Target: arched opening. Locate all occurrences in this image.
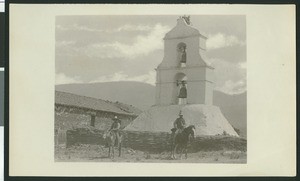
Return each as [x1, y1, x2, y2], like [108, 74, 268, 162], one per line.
[177, 42, 187, 67]
[174, 72, 188, 105]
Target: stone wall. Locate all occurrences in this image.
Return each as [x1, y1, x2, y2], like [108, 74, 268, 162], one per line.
[55, 104, 137, 146]
[66, 128, 246, 153]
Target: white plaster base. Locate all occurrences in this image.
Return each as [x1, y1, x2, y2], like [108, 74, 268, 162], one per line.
[124, 104, 239, 137]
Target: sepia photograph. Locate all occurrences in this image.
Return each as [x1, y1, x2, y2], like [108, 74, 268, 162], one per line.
[8, 4, 295, 177]
[54, 15, 247, 163]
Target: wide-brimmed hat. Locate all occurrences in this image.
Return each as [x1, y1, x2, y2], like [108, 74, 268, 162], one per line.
[179, 111, 183, 116]
[113, 115, 119, 120]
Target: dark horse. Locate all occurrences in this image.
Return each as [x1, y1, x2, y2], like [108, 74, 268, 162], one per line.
[171, 125, 195, 159]
[103, 131, 122, 158]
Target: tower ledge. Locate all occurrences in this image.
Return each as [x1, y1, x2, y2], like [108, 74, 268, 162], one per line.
[157, 64, 215, 70]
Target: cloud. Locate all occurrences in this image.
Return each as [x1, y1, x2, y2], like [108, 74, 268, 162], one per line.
[56, 24, 104, 33]
[56, 23, 154, 33]
[127, 71, 156, 85]
[83, 24, 170, 59]
[215, 79, 246, 95]
[56, 40, 76, 47]
[206, 33, 245, 50]
[56, 73, 82, 85]
[56, 24, 69, 31]
[56, 23, 170, 59]
[239, 61, 247, 69]
[115, 24, 153, 32]
[90, 70, 156, 85]
[208, 58, 246, 94]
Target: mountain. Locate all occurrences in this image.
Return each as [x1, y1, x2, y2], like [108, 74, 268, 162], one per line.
[56, 81, 246, 137]
[56, 81, 155, 111]
[55, 90, 142, 116]
[213, 91, 247, 137]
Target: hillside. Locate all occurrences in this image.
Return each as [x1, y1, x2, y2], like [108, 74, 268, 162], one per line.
[56, 81, 246, 137]
[56, 81, 155, 111]
[213, 91, 247, 137]
[55, 91, 141, 116]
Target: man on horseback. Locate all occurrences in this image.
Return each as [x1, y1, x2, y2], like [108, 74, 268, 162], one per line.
[172, 111, 186, 140]
[104, 115, 122, 158]
[170, 111, 195, 159]
[109, 115, 121, 143]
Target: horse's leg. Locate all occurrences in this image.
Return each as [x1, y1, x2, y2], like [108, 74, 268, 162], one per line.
[117, 136, 121, 157]
[170, 144, 174, 158]
[108, 146, 111, 158]
[118, 140, 122, 157]
[171, 143, 175, 159]
[185, 146, 188, 159]
[118, 143, 121, 157]
[173, 144, 178, 159]
[179, 146, 183, 160]
[112, 143, 115, 159]
[171, 135, 177, 159]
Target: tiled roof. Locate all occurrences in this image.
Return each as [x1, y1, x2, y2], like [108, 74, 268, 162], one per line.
[55, 91, 138, 116]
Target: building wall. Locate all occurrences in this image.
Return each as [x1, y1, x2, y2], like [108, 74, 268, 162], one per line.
[54, 104, 137, 145]
[199, 36, 207, 51]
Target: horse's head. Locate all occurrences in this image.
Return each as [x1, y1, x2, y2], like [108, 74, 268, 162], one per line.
[102, 133, 107, 139]
[187, 125, 196, 139]
[103, 131, 111, 139]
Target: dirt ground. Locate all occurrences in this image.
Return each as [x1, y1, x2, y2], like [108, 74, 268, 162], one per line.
[55, 144, 247, 163]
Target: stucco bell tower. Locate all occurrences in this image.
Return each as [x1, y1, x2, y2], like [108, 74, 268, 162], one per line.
[125, 16, 238, 137]
[155, 16, 214, 106]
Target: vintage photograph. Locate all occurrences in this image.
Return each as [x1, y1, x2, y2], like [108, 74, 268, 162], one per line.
[54, 15, 247, 163]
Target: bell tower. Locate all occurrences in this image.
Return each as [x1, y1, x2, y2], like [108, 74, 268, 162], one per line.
[155, 16, 214, 106]
[125, 16, 238, 137]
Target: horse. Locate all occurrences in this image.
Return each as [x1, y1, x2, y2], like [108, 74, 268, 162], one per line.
[171, 125, 195, 159]
[103, 130, 122, 158]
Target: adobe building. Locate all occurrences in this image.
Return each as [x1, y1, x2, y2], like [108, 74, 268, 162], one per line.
[55, 91, 140, 146]
[125, 16, 238, 136]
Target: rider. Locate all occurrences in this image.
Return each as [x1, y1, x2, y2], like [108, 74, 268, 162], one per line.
[109, 115, 121, 143]
[172, 111, 186, 139]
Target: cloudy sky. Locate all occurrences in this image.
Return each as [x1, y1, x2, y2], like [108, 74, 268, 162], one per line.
[56, 15, 246, 95]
